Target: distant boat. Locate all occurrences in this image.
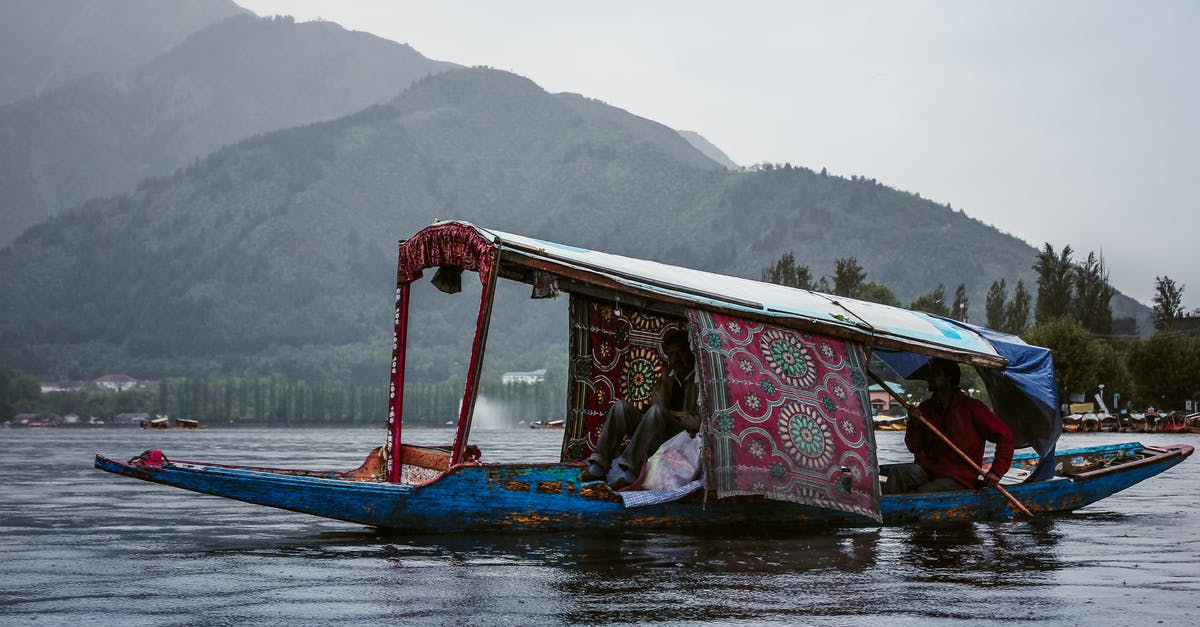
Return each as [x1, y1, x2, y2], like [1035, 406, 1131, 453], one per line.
[1149, 411, 1187, 434]
[1125, 412, 1150, 432]
[528, 419, 565, 430]
[873, 415, 907, 431]
[140, 417, 207, 430]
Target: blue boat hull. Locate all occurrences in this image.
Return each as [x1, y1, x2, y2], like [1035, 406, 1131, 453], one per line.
[94, 442, 1192, 533]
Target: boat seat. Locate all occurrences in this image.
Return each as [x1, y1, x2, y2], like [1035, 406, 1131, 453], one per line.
[399, 444, 453, 471]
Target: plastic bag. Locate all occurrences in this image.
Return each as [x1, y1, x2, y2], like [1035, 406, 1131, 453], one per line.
[642, 430, 701, 490]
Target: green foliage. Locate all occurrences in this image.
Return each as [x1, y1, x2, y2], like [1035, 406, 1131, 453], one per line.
[40, 387, 158, 419]
[949, 284, 969, 322]
[832, 258, 867, 297]
[1034, 243, 1075, 323]
[0, 366, 42, 419]
[910, 284, 949, 317]
[1029, 244, 1116, 336]
[27, 374, 568, 428]
[986, 278, 1032, 334]
[760, 252, 897, 305]
[1022, 317, 1104, 401]
[1095, 340, 1134, 411]
[1152, 276, 1184, 331]
[1009, 281, 1032, 334]
[1073, 251, 1115, 334]
[760, 251, 813, 289]
[856, 282, 901, 307]
[1125, 332, 1200, 409]
[986, 279, 1008, 330]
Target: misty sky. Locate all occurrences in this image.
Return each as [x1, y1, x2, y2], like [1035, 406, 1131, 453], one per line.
[238, 1, 1198, 307]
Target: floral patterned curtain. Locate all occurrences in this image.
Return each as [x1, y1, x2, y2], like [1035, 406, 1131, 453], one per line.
[562, 295, 683, 463]
[688, 310, 881, 521]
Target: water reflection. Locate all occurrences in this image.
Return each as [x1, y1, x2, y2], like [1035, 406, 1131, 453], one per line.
[356, 529, 885, 624]
[367, 528, 883, 574]
[898, 520, 1063, 584]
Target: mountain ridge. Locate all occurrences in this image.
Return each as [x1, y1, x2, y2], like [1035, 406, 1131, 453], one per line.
[0, 66, 1150, 383]
[0, 0, 247, 105]
[0, 13, 457, 245]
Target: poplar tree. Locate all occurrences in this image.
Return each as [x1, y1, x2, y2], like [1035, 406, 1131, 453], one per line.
[1152, 276, 1184, 331]
[1034, 243, 1075, 323]
[986, 279, 1008, 330]
[1073, 251, 1115, 334]
[952, 284, 969, 322]
[832, 257, 867, 298]
[1007, 281, 1032, 334]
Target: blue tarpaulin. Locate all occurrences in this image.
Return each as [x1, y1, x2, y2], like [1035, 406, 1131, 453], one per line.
[875, 317, 1062, 483]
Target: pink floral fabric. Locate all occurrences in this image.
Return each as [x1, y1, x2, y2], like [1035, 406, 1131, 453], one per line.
[688, 310, 880, 521]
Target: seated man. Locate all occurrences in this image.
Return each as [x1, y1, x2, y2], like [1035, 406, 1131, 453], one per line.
[584, 330, 699, 488]
[882, 357, 1014, 494]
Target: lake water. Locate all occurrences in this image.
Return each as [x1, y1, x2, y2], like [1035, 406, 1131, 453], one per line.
[1, 427, 1197, 625]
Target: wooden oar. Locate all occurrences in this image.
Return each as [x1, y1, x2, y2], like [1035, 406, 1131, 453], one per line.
[868, 370, 1034, 518]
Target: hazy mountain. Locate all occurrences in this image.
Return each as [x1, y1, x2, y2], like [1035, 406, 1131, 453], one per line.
[0, 13, 457, 245]
[0, 0, 247, 105]
[678, 130, 738, 169]
[0, 67, 1147, 384]
[0, 68, 724, 381]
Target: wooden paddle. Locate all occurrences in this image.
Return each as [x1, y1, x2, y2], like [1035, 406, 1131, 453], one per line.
[868, 370, 1034, 518]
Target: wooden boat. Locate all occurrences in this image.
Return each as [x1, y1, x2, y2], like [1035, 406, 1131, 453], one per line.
[1062, 412, 1100, 433]
[1149, 411, 1187, 433]
[140, 417, 208, 430]
[873, 415, 907, 431]
[96, 441, 1190, 531]
[528, 419, 565, 429]
[1125, 412, 1149, 432]
[95, 221, 1192, 532]
[1186, 413, 1200, 434]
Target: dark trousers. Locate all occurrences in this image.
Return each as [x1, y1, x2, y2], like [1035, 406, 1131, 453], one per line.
[587, 400, 684, 483]
[881, 463, 964, 494]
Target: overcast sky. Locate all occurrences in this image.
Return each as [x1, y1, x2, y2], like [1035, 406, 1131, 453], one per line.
[238, 1, 1197, 307]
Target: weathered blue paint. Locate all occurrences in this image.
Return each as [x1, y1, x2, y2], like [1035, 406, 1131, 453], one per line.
[94, 442, 1192, 533]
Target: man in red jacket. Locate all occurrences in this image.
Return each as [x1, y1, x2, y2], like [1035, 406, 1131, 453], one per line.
[882, 358, 1014, 494]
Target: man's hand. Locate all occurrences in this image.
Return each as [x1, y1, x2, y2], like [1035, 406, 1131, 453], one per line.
[983, 471, 1002, 489]
[678, 411, 701, 431]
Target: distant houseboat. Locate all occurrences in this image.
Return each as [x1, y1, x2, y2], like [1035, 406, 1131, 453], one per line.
[140, 417, 207, 430]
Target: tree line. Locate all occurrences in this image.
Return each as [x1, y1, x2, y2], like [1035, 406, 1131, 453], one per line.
[1, 371, 567, 428]
[761, 244, 1199, 411]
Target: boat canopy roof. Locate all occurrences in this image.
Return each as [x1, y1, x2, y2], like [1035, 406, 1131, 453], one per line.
[398, 220, 1007, 368]
[396, 221, 1062, 480]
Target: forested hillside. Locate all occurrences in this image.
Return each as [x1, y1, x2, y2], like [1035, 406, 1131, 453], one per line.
[0, 13, 457, 245]
[0, 67, 1150, 387]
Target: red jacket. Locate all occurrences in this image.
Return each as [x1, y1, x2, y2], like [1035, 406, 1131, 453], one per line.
[906, 391, 1014, 488]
